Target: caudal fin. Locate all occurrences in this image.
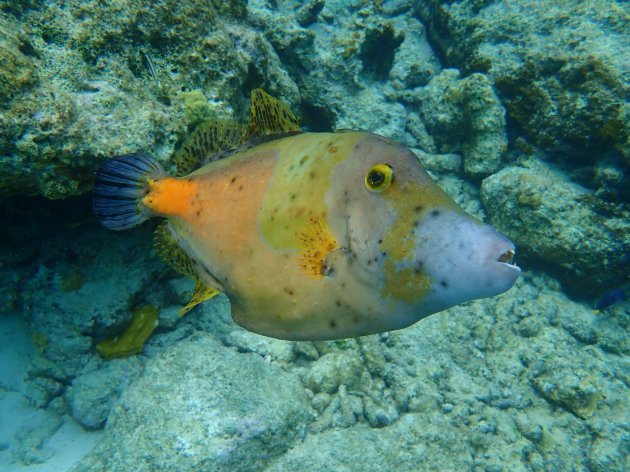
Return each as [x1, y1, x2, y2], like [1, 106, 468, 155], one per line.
[93, 153, 165, 230]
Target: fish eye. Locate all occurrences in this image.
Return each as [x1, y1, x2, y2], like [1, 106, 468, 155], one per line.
[365, 164, 393, 192]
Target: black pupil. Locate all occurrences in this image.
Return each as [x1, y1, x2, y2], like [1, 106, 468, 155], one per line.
[368, 170, 385, 187]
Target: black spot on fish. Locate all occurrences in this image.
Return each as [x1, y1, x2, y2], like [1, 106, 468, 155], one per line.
[309, 171, 316, 179]
[414, 205, 423, 213]
[335, 300, 342, 307]
[431, 210, 440, 217]
[284, 287, 295, 296]
[378, 239, 383, 244]
[290, 193, 296, 201]
[329, 319, 337, 329]
[382, 252, 387, 257]
[412, 220, 420, 228]
[239, 185, 244, 191]
[440, 280, 448, 288]
[230, 176, 237, 184]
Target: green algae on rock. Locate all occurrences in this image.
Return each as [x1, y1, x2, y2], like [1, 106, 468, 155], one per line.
[96, 305, 159, 359]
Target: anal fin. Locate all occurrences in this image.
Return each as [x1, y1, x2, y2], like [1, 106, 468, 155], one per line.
[154, 221, 223, 314]
[179, 281, 220, 315]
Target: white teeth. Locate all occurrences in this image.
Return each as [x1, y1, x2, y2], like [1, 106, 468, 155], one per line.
[497, 249, 520, 271]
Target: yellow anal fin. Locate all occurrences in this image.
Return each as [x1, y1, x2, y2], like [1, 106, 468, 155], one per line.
[298, 216, 338, 278]
[174, 120, 248, 176]
[154, 222, 222, 314]
[247, 88, 300, 138]
[179, 280, 220, 315]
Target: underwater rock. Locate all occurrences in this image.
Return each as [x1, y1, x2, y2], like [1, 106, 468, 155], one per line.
[72, 334, 312, 472]
[532, 368, 603, 419]
[11, 411, 63, 465]
[65, 357, 144, 430]
[249, 0, 438, 144]
[481, 159, 630, 296]
[267, 415, 474, 471]
[303, 351, 364, 394]
[0, 0, 296, 199]
[295, 0, 325, 27]
[414, 0, 630, 163]
[398, 69, 507, 177]
[359, 22, 405, 81]
[10, 205, 168, 420]
[0, 15, 37, 105]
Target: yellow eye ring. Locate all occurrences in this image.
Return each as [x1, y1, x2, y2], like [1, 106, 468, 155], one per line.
[365, 164, 393, 192]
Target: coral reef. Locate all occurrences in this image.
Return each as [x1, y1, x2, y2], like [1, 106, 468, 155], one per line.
[0, 0, 294, 199]
[0, 0, 628, 471]
[413, 0, 630, 167]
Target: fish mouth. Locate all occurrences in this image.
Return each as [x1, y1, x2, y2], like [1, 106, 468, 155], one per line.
[496, 248, 521, 271]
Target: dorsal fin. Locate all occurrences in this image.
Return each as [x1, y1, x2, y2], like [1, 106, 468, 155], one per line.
[173, 89, 300, 175]
[173, 121, 248, 176]
[247, 88, 300, 139]
[153, 221, 220, 314]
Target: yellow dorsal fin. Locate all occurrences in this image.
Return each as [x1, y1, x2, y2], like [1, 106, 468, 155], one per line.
[247, 88, 300, 139]
[172, 90, 299, 175]
[179, 281, 220, 315]
[154, 222, 221, 314]
[174, 120, 248, 176]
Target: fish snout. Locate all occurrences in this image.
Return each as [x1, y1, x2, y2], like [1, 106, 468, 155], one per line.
[414, 210, 521, 309]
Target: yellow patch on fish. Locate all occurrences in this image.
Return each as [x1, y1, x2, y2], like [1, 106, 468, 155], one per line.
[298, 216, 338, 277]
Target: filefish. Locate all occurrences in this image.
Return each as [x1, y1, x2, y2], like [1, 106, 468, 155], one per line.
[94, 90, 520, 341]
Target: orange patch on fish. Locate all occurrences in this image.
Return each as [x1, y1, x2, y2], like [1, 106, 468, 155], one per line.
[143, 178, 200, 218]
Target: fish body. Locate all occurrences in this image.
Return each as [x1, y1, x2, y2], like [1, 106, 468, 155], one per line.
[94, 91, 520, 341]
